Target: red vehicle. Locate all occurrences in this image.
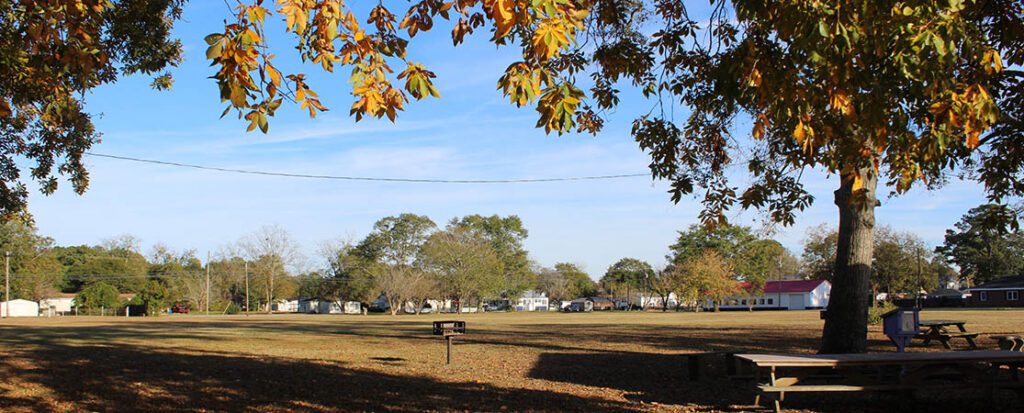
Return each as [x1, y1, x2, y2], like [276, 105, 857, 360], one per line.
[171, 303, 190, 314]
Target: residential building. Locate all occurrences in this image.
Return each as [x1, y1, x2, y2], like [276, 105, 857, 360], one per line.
[516, 290, 549, 311]
[715, 279, 832, 310]
[964, 275, 1024, 307]
[272, 299, 298, 313]
[633, 292, 680, 310]
[297, 299, 320, 313]
[40, 293, 76, 316]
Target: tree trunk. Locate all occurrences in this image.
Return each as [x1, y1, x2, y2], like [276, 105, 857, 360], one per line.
[820, 165, 878, 354]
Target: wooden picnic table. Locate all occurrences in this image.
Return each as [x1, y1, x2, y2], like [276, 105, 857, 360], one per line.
[737, 350, 1024, 412]
[917, 319, 979, 350]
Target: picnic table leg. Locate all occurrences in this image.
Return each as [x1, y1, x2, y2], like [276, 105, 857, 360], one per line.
[940, 338, 953, 350]
[753, 366, 762, 407]
[920, 327, 939, 346]
[771, 367, 783, 413]
[965, 335, 978, 350]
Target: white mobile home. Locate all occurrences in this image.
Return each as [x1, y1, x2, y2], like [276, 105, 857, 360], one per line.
[344, 301, 362, 314]
[317, 301, 344, 314]
[1, 299, 40, 317]
[272, 299, 298, 313]
[297, 299, 320, 313]
[715, 279, 832, 310]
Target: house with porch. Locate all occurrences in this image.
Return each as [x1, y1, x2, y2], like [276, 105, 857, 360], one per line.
[516, 290, 549, 311]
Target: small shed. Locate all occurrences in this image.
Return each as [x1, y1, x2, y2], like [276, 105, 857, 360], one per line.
[1, 299, 40, 317]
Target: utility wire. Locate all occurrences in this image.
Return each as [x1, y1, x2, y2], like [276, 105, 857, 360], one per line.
[85, 152, 650, 184]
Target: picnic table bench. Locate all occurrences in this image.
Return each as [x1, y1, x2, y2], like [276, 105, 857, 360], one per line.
[993, 335, 1024, 352]
[917, 319, 979, 350]
[736, 350, 1024, 412]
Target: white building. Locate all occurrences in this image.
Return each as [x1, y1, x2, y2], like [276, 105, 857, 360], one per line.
[1, 299, 40, 317]
[40, 295, 76, 316]
[344, 301, 362, 314]
[516, 290, 549, 311]
[715, 279, 832, 310]
[297, 299, 320, 313]
[425, 299, 454, 313]
[633, 292, 680, 310]
[317, 301, 345, 314]
[272, 299, 298, 313]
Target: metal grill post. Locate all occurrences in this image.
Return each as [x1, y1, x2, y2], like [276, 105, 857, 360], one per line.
[446, 336, 452, 365]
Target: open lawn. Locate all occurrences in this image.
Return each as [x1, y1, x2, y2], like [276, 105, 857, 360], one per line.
[1, 309, 1022, 412]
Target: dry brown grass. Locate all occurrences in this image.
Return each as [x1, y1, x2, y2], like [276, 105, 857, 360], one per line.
[0, 309, 1021, 412]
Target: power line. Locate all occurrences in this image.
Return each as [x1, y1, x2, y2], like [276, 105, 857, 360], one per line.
[85, 152, 650, 184]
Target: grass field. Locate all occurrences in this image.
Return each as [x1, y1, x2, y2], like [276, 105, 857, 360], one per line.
[1, 309, 1022, 412]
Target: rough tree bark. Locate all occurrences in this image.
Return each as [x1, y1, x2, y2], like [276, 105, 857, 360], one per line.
[820, 165, 878, 354]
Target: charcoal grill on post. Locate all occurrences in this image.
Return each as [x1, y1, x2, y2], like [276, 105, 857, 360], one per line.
[433, 320, 466, 364]
[882, 308, 920, 352]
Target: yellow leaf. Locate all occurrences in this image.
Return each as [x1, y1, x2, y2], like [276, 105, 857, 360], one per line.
[829, 90, 853, 116]
[752, 114, 767, 140]
[489, 0, 515, 39]
[746, 68, 761, 88]
[793, 120, 805, 143]
[966, 130, 980, 149]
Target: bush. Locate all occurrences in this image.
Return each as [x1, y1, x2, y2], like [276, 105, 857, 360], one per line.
[76, 282, 120, 310]
[868, 301, 897, 325]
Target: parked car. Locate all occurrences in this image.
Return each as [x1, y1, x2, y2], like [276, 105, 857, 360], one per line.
[171, 303, 190, 314]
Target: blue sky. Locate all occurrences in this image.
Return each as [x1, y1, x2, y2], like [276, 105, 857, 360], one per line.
[26, 2, 990, 277]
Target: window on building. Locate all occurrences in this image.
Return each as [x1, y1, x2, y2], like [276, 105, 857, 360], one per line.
[980, 291, 988, 301]
[1009, 291, 1020, 301]
[741, 299, 747, 305]
[759, 299, 765, 305]
[767, 298, 774, 305]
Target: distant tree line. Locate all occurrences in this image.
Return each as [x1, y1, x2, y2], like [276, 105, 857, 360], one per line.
[3, 203, 1016, 315]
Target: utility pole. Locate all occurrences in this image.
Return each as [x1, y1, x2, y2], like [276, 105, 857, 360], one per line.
[206, 251, 211, 315]
[3, 251, 8, 318]
[916, 248, 923, 309]
[244, 261, 249, 317]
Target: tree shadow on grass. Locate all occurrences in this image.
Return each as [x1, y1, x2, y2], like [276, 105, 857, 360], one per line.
[0, 342, 638, 412]
[529, 351, 1023, 412]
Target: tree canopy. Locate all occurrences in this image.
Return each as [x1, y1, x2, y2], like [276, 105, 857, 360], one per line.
[0, 0, 185, 216]
[936, 203, 1024, 285]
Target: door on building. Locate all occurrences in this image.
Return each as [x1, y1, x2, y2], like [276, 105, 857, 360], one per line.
[787, 294, 804, 310]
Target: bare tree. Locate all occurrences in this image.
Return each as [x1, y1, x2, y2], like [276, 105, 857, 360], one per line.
[239, 225, 305, 313]
[101, 233, 142, 254]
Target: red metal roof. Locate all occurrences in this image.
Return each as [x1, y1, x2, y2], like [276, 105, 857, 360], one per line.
[740, 279, 829, 293]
